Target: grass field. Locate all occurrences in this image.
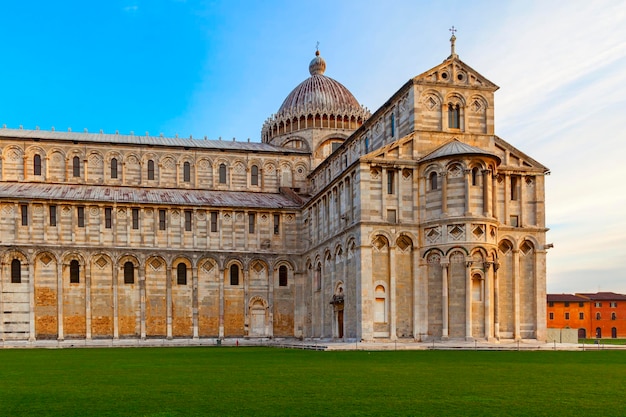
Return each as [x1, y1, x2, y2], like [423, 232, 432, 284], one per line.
[1, 347, 625, 416]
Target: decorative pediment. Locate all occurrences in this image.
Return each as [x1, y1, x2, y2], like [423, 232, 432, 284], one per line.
[413, 57, 499, 92]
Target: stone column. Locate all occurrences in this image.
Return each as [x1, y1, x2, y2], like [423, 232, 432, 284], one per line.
[441, 260, 449, 339]
[513, 249, 520, 339]
[464, 169, 471, 215]
[28, 261, 35, 342]
[441, 172, 448, 216]
[218, 267, 225, 339]
[113, 261, 119, 339]
[389, 244, 397, 341]
[412, 249, 421, 340]
[139, 265, 146, 339]
[359, 245, 373, 341]
[519, 177, 525, 227]
[57, 261, 64, 341]
[268, 264, 274, 338]
[504, 174, 509, 224]
[492, 174, 498, 221]
[0, 261, 4, 340]
[465, 259, 473, 340]
[483, 169, 491, 217]
[243, 268, 249, 337]
[166, 264, 172, 339]
[484, 262, 493, 340]
[493, 262, 500, 339]
[192, 264, 199, 339]
[85, 259, 92, 340]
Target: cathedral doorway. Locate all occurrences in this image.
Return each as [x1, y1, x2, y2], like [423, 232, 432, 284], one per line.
[248, 297, 268, 337]
[337, 310, 344, 338]
[331, 284, 345, 339]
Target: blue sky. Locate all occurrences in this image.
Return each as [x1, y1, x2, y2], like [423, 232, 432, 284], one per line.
[1, 0, 625, 293]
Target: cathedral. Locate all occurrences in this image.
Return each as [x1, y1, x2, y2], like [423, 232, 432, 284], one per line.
[0, 35, 549, 344]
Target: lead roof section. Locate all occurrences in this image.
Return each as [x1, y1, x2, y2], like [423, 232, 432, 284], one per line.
[0, 127, 309, 154]
[0, 183, 303, 209]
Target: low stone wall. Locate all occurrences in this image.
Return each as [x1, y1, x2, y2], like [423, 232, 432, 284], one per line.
[547, 328, 578, 343]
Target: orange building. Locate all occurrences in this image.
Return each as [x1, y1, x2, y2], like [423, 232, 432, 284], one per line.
[547, 294, 590, 338]
[577, 293, 626, 339]
[547, 292, 626, 339]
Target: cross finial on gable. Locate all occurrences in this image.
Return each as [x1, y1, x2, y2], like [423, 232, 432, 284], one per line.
[448, 26, 458, 59]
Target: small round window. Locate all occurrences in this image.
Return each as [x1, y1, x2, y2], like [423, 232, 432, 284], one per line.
[457, 73, 465, 81]
[441, 72, 448, 80]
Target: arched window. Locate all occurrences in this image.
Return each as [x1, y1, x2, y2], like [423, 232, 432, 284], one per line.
[472, 274, 482, 301]
[177, 263, 187, 285]
[33, 154, 42, 176]
[124, 261, 134, 284]
[111, 158, 118, 179]
[611, 312, 617, 320]
[183, 161, 191, 182]
[448, 103, 460, 128]
[70, 260, 80, 283]
[314, 265, 321, 291]
[219, 164, 227, 184]
[429, 172, 438, 191]
[147, 160, 155, 180]
[230, 264, 239, 286]
[72, 156, 81, 177]
[596, 312, 601, 320]
[251, 165, 259, 186]
[279, 265, 288, 287]
[11, 259, 21, 283]
[471, 167, 479, 186]
[374, 285, 387, 323]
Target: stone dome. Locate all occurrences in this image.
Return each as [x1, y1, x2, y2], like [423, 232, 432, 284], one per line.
[262, 51, 370, 144]
[277, 51, 362, 115]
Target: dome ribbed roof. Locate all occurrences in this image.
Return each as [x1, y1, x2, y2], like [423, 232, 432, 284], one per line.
[276, 51, 362, 116]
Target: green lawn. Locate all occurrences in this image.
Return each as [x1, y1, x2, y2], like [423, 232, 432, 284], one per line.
[1, 347, 624, 416]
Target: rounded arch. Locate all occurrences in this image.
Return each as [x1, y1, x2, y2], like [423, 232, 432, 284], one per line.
[33, 250, 58, 264]
[196, 156, 212, 168]
[420, 89, 444, 104]
[3, 144, 24, 158]
[25, 145, 46, 159]
[445, 159, 468, 172]
[248, 296, 269, 309]
[444, 92, 467, 106]
[142, 152, 160, 164]
[3, 248, 29, 265]
[423, 248, 444, 261]
[520, 235, 541, 251]
[368, 230, 393, 244]
[423, 162, 444, 178]
[272, 258, 295, 272]
[445, 246, 470, 257]
[470, 247, 488, 261]
[105, 150, 123, 162]
[396, 234, 414, 251]
[497, 237, 517, 253]
[469, 94, 489, 110]
[61, 251, 86, 265]
[117, 253, 140, 268]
